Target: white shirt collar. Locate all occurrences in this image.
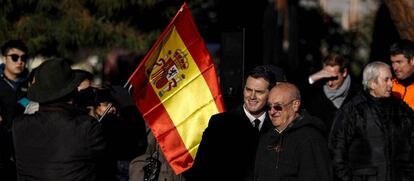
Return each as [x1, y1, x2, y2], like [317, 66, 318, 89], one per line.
[243, 105, 266, 130]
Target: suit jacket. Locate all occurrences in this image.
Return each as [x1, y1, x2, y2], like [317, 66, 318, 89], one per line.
[184, 105, 271, 181]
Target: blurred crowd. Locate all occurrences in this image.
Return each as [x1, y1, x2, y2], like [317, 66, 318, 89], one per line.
[2, 38, 414, 181]
[0, 40, 185, 181]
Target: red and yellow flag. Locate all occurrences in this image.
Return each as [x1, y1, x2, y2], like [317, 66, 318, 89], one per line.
[128, 3, 225, 174]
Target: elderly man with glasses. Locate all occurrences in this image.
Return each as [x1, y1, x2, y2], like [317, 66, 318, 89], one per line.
[254, 82, 332, 181]
[0, 39, 30, 180]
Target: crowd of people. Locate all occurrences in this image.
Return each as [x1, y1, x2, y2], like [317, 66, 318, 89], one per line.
[185, 39, 414, 181]
[1, 38, 414, 181]
[0, 40, 148, 181]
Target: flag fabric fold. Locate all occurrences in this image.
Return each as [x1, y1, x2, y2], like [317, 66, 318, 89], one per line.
[128, 2, 225, 174]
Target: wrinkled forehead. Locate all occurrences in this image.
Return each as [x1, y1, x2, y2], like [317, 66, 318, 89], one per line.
[268, 87, 291, 103]
[378, 66, 392, 77]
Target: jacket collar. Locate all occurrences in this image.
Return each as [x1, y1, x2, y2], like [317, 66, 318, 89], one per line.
[396, 73, 414, 87]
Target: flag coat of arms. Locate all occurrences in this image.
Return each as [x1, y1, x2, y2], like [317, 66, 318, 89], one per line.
[128, 3, 225, 174]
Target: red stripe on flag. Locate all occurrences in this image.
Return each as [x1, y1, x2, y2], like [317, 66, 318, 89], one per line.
[130, 69, 192, 174]
[142, 95, 192, 173]
[128, 2, 224, 174]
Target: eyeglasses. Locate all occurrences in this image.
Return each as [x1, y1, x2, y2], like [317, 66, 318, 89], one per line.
[267, 99, 297, 111]
[6, 54, 28, 63]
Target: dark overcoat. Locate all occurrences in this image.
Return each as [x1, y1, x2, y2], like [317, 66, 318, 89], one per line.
[184, 105, 271, 181]
[13, 103, 106, 181]
[329, 91, 414, 181]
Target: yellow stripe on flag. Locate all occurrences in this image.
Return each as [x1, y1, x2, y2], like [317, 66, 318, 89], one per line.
[149, 27, 220, 158]
[129, 3, 225, 173]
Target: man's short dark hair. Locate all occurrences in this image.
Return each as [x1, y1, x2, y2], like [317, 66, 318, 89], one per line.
[322, 53, 349, 73]
[1, 39, 28, 55]
[390, 39, 414, 60]
[246, 65, 286, 90]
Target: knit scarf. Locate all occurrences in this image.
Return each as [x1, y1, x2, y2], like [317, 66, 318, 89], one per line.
[323, 75, 351, 108]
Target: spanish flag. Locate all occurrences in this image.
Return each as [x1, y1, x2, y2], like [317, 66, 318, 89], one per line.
[128, 3, 225, 174]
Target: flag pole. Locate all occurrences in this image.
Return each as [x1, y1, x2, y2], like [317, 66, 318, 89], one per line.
[98, 103, 113, 122]
[98, 83, 131, 122]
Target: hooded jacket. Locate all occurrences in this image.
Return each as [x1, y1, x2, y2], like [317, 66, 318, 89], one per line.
[254, 110, 332, 181]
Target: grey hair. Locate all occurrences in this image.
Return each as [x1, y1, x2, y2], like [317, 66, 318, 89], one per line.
[362, 61, 391, 91]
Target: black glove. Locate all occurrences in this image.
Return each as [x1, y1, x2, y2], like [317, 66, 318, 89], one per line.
[110, 85, 135, 108]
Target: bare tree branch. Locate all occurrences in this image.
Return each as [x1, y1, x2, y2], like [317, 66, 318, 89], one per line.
[384, 0, 414, 41]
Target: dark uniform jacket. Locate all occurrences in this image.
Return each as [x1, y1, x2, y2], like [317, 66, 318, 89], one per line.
[184, 105, 272, 181]
[329, 91, 414, 181]
[12, 103, 106, 181]
[0, 68, 28, 179]
[254, 110, 332, 181]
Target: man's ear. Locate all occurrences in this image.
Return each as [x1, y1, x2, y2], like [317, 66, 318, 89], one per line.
[409, 57, 414, 65]
[293, 100, 301, 112]
[342, 68, 348, 77]
[369, 80, 376, 91]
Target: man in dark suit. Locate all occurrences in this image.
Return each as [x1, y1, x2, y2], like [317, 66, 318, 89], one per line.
[184, 65, 286, 181]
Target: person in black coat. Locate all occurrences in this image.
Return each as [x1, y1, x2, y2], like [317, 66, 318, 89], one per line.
[12, 58, 106, 181]
[254, 82, 332, 181]
[302, 53, 360, 133]
[0, 40, 30, 180]
[329, 61, 414, 181]
[184, 65, 286, 181]
[73, 70, 148, 181]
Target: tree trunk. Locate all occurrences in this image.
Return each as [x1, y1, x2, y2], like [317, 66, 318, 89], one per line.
[384, 0, 414, 41]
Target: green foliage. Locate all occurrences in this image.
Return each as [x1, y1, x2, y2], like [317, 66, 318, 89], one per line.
[0, 0, 192, 62]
